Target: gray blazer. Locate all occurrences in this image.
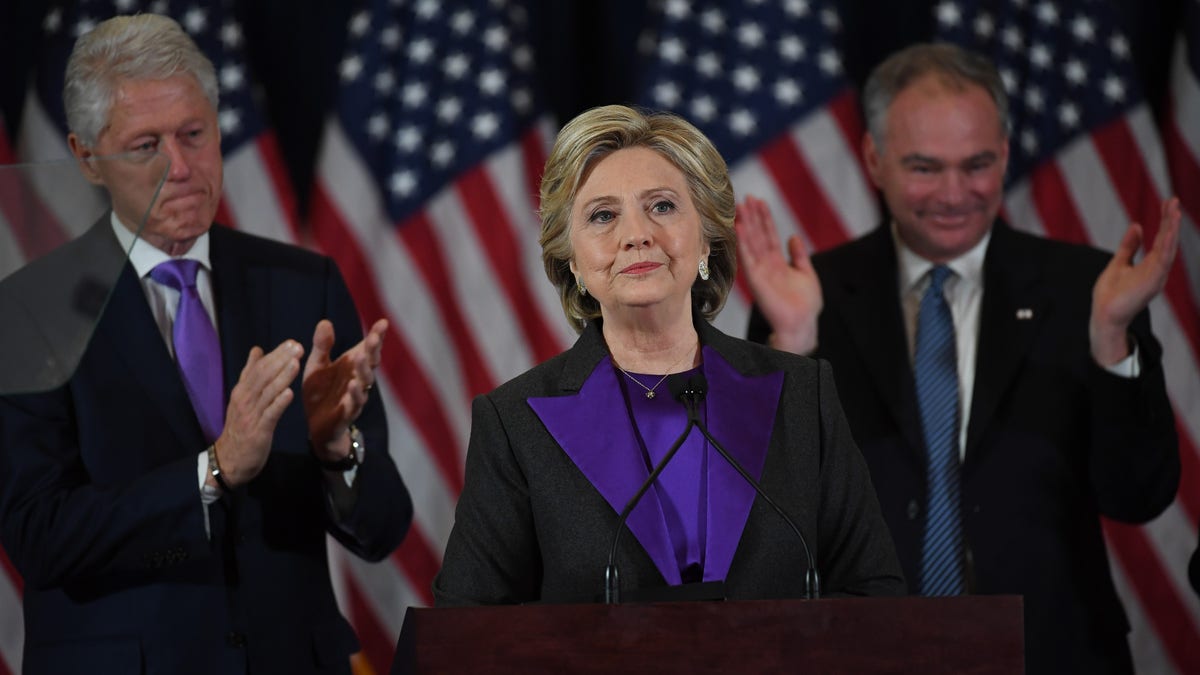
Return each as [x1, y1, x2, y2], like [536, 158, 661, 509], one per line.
[434, 318, 905, 605]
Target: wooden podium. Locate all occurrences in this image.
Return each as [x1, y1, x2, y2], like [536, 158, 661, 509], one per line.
[392, 595, 1023, 673]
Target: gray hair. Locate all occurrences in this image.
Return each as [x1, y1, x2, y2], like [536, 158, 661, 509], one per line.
[64, 14, 219, 146]
[862, 42, 1010, 148]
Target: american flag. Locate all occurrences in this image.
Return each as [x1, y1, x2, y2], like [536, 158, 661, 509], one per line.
[307, 0, 574, 669]
[0, 1, 299, 672]
[638, 0, 881, 337]
[935, 1, 1200, 672]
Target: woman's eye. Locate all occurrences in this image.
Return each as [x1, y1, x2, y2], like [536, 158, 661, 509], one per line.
[588, 209, 615, 224]
[651, 200, 676, 214]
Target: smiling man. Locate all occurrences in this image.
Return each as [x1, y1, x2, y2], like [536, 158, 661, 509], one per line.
[0, 14, 411, 674]
[737, 43, 1180, 674]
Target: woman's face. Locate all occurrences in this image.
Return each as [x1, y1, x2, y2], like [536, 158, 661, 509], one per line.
[568, 147, 709, 322]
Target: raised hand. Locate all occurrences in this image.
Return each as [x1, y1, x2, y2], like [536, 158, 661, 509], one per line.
[735, 195, 823, 355]
[1089, 198, 1182, 366]
[213, 340, 304, 487]
[302, 318, 388, 461]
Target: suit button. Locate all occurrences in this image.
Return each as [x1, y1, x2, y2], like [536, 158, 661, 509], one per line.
[906, 499, 920, 520]
[226, 631, 247, 648]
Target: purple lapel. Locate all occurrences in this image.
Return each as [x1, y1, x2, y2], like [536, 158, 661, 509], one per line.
[701, 346, 784, 581]
[527, 355, 682, 585]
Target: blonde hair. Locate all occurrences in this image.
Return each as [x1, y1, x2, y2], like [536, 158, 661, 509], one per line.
[539, 105, 737, 333]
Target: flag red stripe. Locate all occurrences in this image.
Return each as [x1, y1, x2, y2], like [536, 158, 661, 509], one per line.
[1090, 120, 1200, 366]
[1103, 519, 1200, 674]
[520, 127, 547, 214]
[254, 133, 301, 241]
[391, 528, 438, 607]
[1176, 416, 1200, 526]
[0, 166, 71, 260]
[759, 133, 851, 253]
[344, 568, 396, 675]
[828, 89, 872, 185]
[1161, 111, 1200, 224]
[0, 546, 21, 595]
[0, 123, 14, 162]
[1027, 162, 1092, 245]
[397, 212, 497, 397]
[457, 166, 562, 364]
[309, 183, 465, 493]
[215, 201, 235, 229]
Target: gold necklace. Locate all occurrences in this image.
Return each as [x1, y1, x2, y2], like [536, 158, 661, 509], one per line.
[613, 348, 694, 399]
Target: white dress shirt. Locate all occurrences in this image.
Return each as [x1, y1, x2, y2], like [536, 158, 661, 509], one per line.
[892, 225, 1138, 461]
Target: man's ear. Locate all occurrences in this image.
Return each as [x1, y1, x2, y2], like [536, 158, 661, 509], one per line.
[67, 133, 104, 185]
[862, 132, 883, 189]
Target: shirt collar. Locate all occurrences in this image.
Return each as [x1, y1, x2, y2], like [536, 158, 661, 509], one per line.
[892, 222, 991, 294]
[110, 212, 211, 278]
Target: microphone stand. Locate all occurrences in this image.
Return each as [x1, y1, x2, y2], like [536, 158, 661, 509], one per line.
[683, 375, 821, 600]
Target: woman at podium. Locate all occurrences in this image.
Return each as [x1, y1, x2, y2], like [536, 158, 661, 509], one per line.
[433, 105, 904, 604]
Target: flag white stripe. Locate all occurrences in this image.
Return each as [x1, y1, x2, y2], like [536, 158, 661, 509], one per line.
[1150, 294, 1200, 458]
[1126, 107, 1173, 201]
[1144, 502, 1200, 627]
[425, 183, 533, 382]
[1003, 179, 1050, 238]
[377, 379, 457, 554]
[1057, 135, 1135, 249]
[0, 214, 25, 279]
[1171, 41, 1200, 160]
[16, 95, 106, 236]
[222, 143, 294, 243]
[345, 549, 420, 635]
[1111, 555, 1178, 675]
[731, 157, 809, 248]
[793, 109, 879, 240]
[0, 571, 22, 674]
[483, 135, 577, 351]
[1176, 213, 1200, 318]
[316, 121, 470, 451]
[712, 293, 750, 337]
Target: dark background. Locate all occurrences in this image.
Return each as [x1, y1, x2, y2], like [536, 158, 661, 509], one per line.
[0, 1, 1185, 214]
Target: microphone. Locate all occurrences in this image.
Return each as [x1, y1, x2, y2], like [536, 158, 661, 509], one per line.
[678, 373, 821, 600]
[603, 379, 698, 604]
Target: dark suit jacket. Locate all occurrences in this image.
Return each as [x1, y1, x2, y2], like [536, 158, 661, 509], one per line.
[433, 318, 905, 605]
[0, 221, 413, 675]
[750, 222, 1179, 674]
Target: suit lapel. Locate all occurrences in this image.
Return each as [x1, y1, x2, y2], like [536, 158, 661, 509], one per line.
[825, 228, 926, 464]
[97, 247, 206, 453]
[209, 226, 263, 398]
[698, 336, 783, 581]
[527, 324, 682, 585]
[965, 223, 1046, 466]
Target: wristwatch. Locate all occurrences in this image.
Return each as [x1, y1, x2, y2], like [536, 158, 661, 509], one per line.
[315, 425, 364, 472]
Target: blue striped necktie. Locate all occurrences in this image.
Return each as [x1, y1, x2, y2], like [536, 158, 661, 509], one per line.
[914, 265, 966, 596]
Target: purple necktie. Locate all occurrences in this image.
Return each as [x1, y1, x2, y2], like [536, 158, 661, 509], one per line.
[150, 259, 225, 443]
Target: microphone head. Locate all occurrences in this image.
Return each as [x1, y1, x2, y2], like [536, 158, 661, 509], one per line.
[667, 373, 691, 402]
[669, 372, 707, 403]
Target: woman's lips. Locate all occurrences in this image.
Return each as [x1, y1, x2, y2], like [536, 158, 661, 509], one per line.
[621, 261, 663, 275]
